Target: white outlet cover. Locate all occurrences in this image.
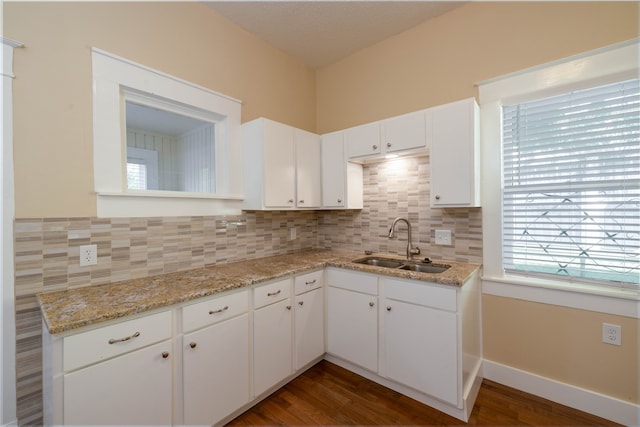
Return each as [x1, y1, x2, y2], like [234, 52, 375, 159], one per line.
[602, 323, 621, 346]
[435, 230, 452, 245]
[79, 244, 98, 267]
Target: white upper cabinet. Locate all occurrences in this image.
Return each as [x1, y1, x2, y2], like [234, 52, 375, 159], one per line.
[295, 129, 322, 208]
[428, 98, 480, 208]
[345, 110, 427, 162]
[345, 122, 382, 159]
[321, 131, 363, 209]
[381, 110, 426, 154]
[242, 118, 321, 210]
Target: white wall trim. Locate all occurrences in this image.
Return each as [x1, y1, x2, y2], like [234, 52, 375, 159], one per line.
[483, 359, 639, 427]
[1, 35, 22, 427]
[482, 277, 640, 318]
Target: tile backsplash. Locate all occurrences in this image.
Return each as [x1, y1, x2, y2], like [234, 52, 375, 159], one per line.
[13, 155, 482, 425]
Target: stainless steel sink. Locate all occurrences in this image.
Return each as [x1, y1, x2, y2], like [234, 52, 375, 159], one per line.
[353, 257, 450, 274]
[353, 257, 405, 268]
[398, 263, 450, 273]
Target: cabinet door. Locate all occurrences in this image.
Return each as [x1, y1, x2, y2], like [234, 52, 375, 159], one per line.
[429, 98, 480, 207]
[321, 131, 346, 208]
[63, 340, 172, 425]
[384, 299, 458, 405]
[381, 110, 426, 153]
[345, 122, 381, 159]
[295, 287, 324, 370]
[253, 298, 293, 396]
[263, 120, 296, 208]
[183, 314, 250, 425]
[295, 129, 322, 208]
[326, 286, 378, 372]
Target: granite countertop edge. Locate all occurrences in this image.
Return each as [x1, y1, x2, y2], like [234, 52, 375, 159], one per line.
[37, 249, 481, 335]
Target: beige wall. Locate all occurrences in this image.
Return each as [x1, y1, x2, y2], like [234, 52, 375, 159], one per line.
[483, 295, 639, 403]
[316, 1, 639, 133]
[5, 2, 316, 218]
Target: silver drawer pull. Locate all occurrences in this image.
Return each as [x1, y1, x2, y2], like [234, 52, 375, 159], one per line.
[267, 289, 281, 297]
[209, 306, 229, 315]
[108, 331, 140, 344]
[305, 279, 316, 285]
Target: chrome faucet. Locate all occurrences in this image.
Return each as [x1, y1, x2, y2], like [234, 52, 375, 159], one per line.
[388, 217, 421, 260]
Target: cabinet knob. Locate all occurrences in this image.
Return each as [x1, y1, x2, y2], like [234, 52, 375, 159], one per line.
[189, 342, 197, 349]
[386, 306, 392, 311]
[372, 144, 378, 150]
[337, 198, 342, 203]
[435, 195, 441, 200]
[386, 142, 392, 148]
[161, 352, 170, 359]
[369, 302, 375, 307]
[299, 199, 304, 204]
[288, 199, 294, 204]
[286, 305, 292, 310]
[298, 301, 304, 306]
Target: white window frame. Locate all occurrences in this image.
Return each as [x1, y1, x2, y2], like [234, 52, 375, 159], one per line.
[478, 39, 640, 316]
[92, 48, 243, 217]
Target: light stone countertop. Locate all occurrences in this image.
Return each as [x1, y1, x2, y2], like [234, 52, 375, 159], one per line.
[37, 249, 480, 335]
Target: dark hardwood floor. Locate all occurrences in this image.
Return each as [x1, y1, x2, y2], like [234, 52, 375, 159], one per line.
[227, 360, 621, 426]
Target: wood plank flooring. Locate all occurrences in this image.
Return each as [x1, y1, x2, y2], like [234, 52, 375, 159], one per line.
[227, 360, 622, 426]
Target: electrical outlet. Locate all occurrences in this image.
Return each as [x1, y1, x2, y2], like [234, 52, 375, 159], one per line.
[602, 323, 621, 346]
[289, 227, 297, 241]
[79, 244, 97, 267]
[435, 229, 452, 245]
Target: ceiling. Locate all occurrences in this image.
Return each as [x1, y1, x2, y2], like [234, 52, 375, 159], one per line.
[203, 1, 464, 69]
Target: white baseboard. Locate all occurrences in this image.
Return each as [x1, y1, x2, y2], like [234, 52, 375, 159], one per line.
[483, 359, 639, 426]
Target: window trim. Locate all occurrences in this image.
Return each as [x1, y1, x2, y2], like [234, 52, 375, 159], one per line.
[477, 38, 640, 314]
[92, 48, 243, 217]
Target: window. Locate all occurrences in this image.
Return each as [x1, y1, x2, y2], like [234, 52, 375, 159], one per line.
[124, 95, 217, 193]
[502, 78, 639, 285]
[92, 48, 243, 217]
[126, 147, 158, 190]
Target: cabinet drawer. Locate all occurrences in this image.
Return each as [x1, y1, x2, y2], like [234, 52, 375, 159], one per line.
[254, 278, 291, 308]
[294, 270, 323, 295]
[182, 290, 249, 333]
[326, 268, 377, 295]
[63, 310, 172, 372]
[383, 277, 457, 312]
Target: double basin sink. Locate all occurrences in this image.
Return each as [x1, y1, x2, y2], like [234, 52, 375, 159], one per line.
[353, 256, 450, 274]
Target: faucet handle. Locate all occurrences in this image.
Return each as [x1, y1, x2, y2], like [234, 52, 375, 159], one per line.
[410, 246, 421, 255]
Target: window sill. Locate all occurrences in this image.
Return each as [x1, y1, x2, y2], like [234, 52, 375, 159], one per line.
[96, 191, 244, 218]
[481, 274, 639, 318]
[97, 190, 243, 200]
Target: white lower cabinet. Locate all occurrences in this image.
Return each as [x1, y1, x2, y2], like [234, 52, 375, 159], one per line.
[182, 291, 250, 425]
[63, 340, 172, 425]
[253, 279, 293, 397]
[44, 310, 174, 426]
[383, 298, 458, 405]
[294, 270, 325, 370]
[326, 269, 378, 372]
[325, 267, 481, 422]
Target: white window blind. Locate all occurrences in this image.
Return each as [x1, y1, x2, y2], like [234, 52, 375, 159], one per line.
[502, 78, 640, 286]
